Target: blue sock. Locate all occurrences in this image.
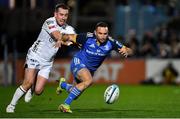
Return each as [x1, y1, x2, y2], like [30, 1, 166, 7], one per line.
[64, 87, 81, 105]
[61, 82, 72, 92]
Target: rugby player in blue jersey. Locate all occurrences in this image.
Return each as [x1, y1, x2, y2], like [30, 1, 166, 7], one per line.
[56, 22, 133, 113]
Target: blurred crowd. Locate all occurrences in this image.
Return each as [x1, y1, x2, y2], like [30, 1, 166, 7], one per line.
[123, 24, 180, 58]
[0, 0, 180, 59]
[113, 0, 180, 58]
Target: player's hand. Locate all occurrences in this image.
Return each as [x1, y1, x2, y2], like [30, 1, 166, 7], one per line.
[54, 40, 63, 48]
[118, 46, 128, 57]
[118, 46, 133, 57]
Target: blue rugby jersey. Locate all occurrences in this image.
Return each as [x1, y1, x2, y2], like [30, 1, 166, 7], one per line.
[74, 32, 124, 72]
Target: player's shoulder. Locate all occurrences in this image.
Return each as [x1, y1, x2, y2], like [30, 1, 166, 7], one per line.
[65, 24, 75, 31]
[46, 17, 55, 21]
[86, 32, 94, 38]
[107, 36, 120, 46]
[45, 17, 56, 25]
[63, 24, 76, 34]
[108, 36, 115, 42]
[78, 32, 94, 39]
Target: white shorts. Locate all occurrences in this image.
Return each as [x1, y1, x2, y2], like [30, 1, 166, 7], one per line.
[25, 53, 53, 79]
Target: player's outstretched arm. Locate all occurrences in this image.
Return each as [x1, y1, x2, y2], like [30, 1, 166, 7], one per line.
[51, 31, 64, 48]
[60, 34, 78, 46]
[118, 46, 133, 57]
[51, 31, 63, 41]
[51, 32, 76, 48]
[62, 34, 77, 43]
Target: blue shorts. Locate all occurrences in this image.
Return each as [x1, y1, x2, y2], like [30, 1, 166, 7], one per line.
[70, 57, 94, 83]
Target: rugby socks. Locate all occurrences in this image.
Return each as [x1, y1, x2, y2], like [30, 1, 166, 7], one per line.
[64, 86, 81, 105]
[10, 86, 26, 106]
[61, 82, 73, 92]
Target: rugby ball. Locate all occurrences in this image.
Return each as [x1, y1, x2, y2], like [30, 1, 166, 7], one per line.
[104, 84, 119, 104]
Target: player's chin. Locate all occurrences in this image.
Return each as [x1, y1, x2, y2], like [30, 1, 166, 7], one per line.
[100, 40, 106, 43]
[59, 21, 65, 26]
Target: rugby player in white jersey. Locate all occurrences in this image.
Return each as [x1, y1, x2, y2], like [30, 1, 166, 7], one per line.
[6, 3, 75, 113]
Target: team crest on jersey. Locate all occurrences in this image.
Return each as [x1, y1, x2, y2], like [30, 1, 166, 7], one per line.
[49, 38, 55, 43]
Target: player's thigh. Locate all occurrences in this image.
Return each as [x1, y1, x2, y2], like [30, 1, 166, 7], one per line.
[75, 68, 93, 90]
[71, 57, 92, 82]
[35, 75, 47, 95]
[34, 66, 51, 94]
[23, 55, 41, 90]
[77, 68, 93, 83]
[22, 68, 38, 90]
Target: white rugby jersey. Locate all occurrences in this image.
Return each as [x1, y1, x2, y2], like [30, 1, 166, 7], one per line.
[28, 17, 75, 62]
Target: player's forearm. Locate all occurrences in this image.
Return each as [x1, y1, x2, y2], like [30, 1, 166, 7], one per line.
[62, 34, 77, 43]
[51, 31, 63, 41]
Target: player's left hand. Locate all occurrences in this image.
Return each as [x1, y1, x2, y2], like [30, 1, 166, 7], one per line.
[118, 46, 129, 57]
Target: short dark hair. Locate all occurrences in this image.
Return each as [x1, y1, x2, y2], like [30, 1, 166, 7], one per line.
[55, 3, 70, 12]
[95, 22, 109, 29]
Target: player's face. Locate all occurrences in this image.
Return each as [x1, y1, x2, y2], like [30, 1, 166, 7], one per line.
[54, 8, 69, 26]
[95, 27, 108, 44]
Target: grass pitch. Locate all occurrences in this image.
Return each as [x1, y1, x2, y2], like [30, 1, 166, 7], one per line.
[0, 84, 180, 118]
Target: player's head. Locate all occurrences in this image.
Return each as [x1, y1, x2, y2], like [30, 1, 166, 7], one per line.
[94, 22, 109, 44]
[54, 3, 70, 26]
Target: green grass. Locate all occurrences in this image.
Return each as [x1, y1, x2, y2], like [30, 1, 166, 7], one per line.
[1, 84, 180, 118]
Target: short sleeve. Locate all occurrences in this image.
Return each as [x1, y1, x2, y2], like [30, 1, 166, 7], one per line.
[109, 36, 123, 51]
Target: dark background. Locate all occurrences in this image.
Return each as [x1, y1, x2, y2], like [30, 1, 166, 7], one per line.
[0, 0, 180, 59]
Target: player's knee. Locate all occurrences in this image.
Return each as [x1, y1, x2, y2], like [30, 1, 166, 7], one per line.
[83, 79, 93, 88]
[34, 89, 43, 95]
[22, 80, 33, 90]
[87, 79, 93, 86]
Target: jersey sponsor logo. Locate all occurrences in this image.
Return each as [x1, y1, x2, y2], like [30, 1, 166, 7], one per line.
[48, 25, 56, 29]
[32, 40, 41, 53]
[30, 63, 35, 66]
[74, 57, 80, 65]
[61, 25, 66, 29]
[86, 49, 106, 56]
[46, 20, 54, 25]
